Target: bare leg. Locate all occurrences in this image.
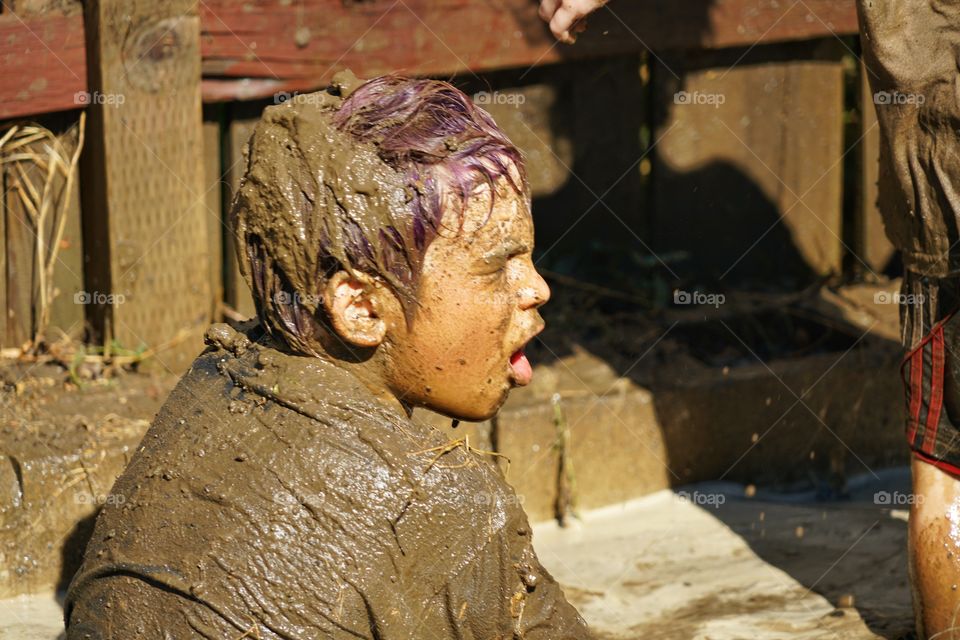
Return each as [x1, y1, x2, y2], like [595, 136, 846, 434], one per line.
[911, 456, 960, 639]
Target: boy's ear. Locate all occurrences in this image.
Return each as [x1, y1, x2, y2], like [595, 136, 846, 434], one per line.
[323, 271, 387, 348]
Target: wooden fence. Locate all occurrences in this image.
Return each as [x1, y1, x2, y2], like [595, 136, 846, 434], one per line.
[0, 0, 891, 372]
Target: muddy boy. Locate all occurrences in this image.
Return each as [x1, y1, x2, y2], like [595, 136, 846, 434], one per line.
[64, 71, 592, 638]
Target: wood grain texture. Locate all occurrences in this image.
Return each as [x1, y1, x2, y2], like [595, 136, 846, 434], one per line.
[44, 117, 85, 342]
[198, 0, 859, 101]
[0, 11, 86, 119]
[81, 0, 211, 372]
[1, 1, 859, 113]
[0, 162, 5, 343]
[202, 106, 224, 318]
[222, 102, 259, 320]
[2, 150, 37, 347]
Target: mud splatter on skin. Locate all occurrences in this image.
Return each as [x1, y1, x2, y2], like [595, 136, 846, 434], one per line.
[65, 75, 588, 638]
[909, 457, 960, 639]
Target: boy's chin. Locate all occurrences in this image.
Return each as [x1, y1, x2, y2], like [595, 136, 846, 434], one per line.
[422, 391, 509, 423]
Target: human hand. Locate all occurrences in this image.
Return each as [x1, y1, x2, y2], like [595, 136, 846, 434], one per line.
[537, 0, 608, 44]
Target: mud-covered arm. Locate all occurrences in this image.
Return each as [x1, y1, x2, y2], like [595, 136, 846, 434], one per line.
[435, 520, 593, 639]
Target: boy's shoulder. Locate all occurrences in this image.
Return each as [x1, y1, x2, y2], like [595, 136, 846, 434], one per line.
[68, 323, 558, 637]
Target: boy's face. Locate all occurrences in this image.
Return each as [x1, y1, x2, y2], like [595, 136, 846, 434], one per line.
[384, 178, 550, 421]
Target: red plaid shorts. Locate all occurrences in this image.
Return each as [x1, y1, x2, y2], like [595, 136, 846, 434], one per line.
[902, 307, 960, 477]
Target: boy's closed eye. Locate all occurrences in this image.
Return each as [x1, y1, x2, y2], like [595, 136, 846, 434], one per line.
[475, 241, 531, 276]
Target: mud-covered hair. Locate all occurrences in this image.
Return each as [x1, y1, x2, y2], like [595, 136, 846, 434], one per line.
[232, 73, 528, 356]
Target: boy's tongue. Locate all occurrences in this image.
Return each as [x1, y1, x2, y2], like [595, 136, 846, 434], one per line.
[510, 349, 533, 385]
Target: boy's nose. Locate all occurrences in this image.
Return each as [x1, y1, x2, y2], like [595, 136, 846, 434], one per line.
[519, 269, 551, 310]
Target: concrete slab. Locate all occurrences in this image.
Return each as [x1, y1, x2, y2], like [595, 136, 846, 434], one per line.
[532, 470, 913, 639]
[0, 593, 62, 640]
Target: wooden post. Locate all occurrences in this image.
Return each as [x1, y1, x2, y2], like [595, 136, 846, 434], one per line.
[81, 0, 211, 372]
[202, 104, 224, 319]
[223, 101, 263, 320]
[46, 121, 85, 342]
[1, 155, 8, 346]
[4, 140, 40, 348]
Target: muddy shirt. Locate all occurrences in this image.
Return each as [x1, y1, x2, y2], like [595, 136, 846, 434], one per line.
[65, 323, 590, 639]
[857, 0, 960, 347]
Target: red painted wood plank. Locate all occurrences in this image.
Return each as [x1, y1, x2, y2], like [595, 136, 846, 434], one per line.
[0, 12, 87, 120]
[0, 1, 860, 113]
[197, 0, 860, 101]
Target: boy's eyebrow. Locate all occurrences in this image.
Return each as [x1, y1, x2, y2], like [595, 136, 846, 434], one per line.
[482, 240, 531, 261]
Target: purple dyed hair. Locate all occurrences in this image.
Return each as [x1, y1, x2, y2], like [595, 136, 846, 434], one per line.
[333, 76, 528, 256]
[235, 74, 528, 356]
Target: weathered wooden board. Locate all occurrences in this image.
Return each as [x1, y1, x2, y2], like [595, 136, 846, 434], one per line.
[44, 117, 85, 342]
[2, 1, 859, 116]
[2, 147, 37, 347]
[222, 102, 261, 320]
[0, 11, 86, 120]
[0, 160, 6, 344]
[202, 106, 224, 318]
[199, 0, 860, 102]
[80, 0, 211, 372]
[652, 40, 846, 285]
